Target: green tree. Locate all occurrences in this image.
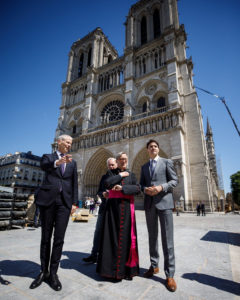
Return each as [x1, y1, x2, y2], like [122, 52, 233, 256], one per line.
[230, 171, 240, 206]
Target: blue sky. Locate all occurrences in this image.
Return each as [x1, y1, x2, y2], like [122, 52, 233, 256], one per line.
[1, 0, 239, 193]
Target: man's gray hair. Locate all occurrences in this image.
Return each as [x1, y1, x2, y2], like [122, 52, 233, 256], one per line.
[57, 134, 73, 141]
[106, 157, 116, 166]
[116, 152, 127, 160]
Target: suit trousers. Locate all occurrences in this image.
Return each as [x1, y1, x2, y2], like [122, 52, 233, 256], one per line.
[39, 194, 71, 274]
[145, 202, 175, 278]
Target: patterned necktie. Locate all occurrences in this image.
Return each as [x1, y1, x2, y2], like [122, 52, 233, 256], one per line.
[150, 160, 156, 177]
[60, 154, 65, 175]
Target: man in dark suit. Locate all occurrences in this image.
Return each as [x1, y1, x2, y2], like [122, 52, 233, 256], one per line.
[30, 134, 78, 291]
[82, 157, 117, 263]
[140, 139, 178, 292]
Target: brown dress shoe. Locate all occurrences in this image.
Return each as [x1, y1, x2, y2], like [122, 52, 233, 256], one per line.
[166, 277, 177, 292]
[143, 266, 159, 278]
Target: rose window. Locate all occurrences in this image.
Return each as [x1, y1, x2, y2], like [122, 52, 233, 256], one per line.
[101, 100, 124, 123]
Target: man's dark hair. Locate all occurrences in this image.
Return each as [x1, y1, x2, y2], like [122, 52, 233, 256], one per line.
[146, 139, 159, 149]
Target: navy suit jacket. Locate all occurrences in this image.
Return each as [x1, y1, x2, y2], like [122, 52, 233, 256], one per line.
[35, 152, 78, 209]
[140, 158, 178, 210]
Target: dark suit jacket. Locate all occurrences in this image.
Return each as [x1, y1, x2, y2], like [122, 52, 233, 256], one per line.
[140, 158, 178, 210]
[35, 152, 78, 209]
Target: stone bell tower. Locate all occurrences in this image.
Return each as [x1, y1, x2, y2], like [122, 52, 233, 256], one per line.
[55, 0, 217, 211]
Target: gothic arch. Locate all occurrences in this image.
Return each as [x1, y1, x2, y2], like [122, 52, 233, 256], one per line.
[137, 96, 150, 106]
[137, 96, 150, 114]
[82, 148, 114, 197]
[152, 90, 168, 108]
[68, 120, 76, 135]
[65, 109, 82, 131]
[131, 146, 168, 182]
[150, 2, 161, 14]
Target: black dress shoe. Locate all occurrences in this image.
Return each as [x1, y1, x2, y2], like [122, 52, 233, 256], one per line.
[109, 278, 122, 283]
[82, 255, 97, 263]
[49, 274, 62, 291]
[29, 272, 49, 289]
[125, 276, 133, 281]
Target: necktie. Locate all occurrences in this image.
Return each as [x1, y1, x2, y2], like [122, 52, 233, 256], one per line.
[150, 160, 156, 177]
[60, 154, 65, 175]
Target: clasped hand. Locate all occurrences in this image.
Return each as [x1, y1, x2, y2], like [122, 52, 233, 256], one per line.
[112, 185, 122, 191]
[145, 185, 162, 196]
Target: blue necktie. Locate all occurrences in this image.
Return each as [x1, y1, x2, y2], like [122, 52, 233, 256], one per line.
[150, 160, 156, 177]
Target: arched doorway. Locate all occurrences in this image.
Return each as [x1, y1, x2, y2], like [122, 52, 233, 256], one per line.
[83, 148, 113, 197]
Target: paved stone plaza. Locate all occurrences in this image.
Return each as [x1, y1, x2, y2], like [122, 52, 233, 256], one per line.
[0, 211, 240, 300]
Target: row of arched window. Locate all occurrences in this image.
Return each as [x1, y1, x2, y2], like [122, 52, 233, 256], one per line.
[98, 69, 124, 93]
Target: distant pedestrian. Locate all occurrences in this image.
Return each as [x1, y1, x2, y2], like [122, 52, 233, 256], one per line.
[89, 199, 95, 214]
[196, 202, 201, 216]
[200, 202, 205, 216]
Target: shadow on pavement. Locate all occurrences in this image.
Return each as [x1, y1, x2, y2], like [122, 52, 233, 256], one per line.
[182, 272, 240, 296]
[0, 260, 40, 280]
[61, 250, 100, 281]
[61, 251, 166, 286]
[201, 231, 240, 246]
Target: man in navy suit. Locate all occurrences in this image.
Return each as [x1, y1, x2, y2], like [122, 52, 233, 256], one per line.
[140, 139, 178, 292]
[30, 134, 78, 291]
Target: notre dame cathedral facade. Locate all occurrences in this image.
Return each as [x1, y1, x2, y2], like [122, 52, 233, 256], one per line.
[55, 0, 219, 211]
